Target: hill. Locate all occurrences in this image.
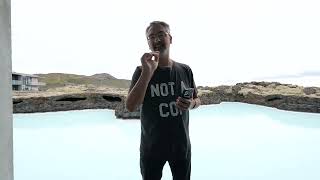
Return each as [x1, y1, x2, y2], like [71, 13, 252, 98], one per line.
[36, 73, 131, 90]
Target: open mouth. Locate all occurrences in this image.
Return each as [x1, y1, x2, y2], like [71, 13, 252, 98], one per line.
[154, 44, 163, 51]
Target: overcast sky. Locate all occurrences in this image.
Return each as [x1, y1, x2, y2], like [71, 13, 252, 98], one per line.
[11, 0, 320, 86]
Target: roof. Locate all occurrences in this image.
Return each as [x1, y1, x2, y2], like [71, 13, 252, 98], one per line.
[12, 72, 39, 78]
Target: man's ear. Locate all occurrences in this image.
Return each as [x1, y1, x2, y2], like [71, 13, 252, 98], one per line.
[170, 35, 172, 44]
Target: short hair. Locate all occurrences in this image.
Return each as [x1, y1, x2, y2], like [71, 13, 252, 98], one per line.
[145, 21, 170, 35]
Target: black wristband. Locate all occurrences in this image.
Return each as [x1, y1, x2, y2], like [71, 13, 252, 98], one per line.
[192, 99, 197, 109]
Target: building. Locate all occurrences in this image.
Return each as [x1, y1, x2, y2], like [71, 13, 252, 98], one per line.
[12, 72, 44, 91]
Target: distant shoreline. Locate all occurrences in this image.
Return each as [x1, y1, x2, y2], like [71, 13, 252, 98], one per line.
[199, 76, 320, 88]
[12, 81, 320, 118]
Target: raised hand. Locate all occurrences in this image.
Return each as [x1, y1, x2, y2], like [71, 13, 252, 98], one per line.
[140, 51, 159, 77]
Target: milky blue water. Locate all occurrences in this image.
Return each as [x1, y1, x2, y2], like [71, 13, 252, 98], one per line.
[13, 102, 320, 180]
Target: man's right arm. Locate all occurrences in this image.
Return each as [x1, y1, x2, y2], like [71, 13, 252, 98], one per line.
[126, 52, 159, 112]
[125, 69, 152, 112]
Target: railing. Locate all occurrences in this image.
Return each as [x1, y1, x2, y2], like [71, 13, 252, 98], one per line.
[12, 79, 46, 87]
[12, 80, 22, 85]
[30, 82, 46, 86]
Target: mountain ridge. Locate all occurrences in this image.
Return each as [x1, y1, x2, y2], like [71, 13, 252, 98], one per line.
[35, 73, 131, 90]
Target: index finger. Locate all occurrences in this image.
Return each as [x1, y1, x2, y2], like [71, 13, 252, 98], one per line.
[150, 51, 160, 62]
[177, 96, 191, 104]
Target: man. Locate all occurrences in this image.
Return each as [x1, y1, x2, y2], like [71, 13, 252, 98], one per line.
[126, 21, 201, 180]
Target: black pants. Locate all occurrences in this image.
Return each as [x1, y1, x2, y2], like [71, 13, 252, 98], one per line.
[140, 156, 191, 180]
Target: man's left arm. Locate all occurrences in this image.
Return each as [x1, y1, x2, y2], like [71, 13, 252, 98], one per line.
[191, 97, 201, 110]
[189, 67, 201, 110]
[176, 67, 201, 111]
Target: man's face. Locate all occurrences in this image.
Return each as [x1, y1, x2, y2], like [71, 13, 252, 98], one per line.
[146, 24, 172, 53]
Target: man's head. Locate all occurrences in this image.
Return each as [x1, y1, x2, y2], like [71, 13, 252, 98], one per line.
[145, 21, 172, 53]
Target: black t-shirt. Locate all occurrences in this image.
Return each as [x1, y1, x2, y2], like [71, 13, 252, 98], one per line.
[129, 61, 198, 159]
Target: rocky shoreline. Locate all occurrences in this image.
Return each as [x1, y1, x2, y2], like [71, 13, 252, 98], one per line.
[13, 82, 320, 118]
[13, 92, 124, 114]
